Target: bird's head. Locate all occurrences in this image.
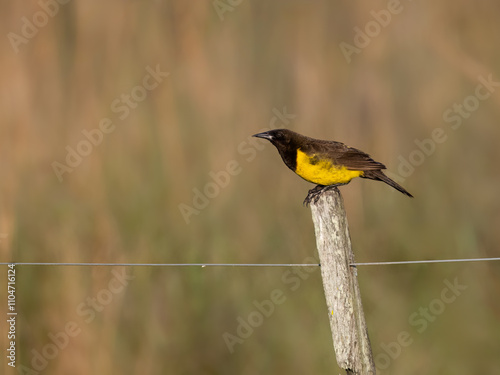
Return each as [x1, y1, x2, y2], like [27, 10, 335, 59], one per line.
[252, 129, 307, 172]
[252, 129, 296, 148]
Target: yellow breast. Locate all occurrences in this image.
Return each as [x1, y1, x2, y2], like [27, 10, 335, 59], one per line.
[295, 149, 363, 185]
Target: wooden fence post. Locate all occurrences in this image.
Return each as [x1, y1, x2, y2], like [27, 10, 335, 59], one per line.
[309, 188, 376, 375]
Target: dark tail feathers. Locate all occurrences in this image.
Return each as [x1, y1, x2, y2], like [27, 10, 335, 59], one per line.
[362, 170, 413, 198]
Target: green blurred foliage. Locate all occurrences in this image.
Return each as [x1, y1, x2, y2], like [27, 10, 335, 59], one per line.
[1, 0, 500, 374]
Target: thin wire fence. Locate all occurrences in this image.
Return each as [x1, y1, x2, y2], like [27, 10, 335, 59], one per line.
[0, 257, 499, 267]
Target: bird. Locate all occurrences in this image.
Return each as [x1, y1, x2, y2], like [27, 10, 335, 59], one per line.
[253, 129, 413, 205]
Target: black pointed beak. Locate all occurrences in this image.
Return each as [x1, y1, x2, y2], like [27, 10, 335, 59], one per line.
[253, 131, 273, 141]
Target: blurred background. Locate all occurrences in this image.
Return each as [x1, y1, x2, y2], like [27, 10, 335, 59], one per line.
[1, 0, 500, 374]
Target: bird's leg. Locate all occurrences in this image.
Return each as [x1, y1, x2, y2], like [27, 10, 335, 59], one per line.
[303, 184, 347, 206]
[304, 185, 326, 206]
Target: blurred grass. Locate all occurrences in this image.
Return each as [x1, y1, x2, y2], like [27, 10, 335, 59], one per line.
[1, 0, 500, 374]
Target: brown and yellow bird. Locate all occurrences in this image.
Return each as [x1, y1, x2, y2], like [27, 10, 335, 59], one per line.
[253, 129, 413, 205]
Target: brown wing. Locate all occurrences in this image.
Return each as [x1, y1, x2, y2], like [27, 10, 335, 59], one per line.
[302, 140, 386, 171]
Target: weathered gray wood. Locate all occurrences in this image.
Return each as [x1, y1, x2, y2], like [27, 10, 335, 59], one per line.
[310, 188, 375, 375]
